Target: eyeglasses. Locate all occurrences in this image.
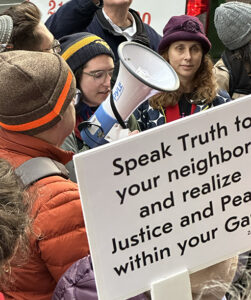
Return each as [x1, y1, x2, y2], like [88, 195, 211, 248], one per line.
[42, 39, 61, 54]
[82, 69, 114, 82]
[51, 39, 61, 54]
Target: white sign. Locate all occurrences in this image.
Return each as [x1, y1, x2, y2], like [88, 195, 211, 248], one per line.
[32, 0, 186, 35]
[74, 95, 251, 300]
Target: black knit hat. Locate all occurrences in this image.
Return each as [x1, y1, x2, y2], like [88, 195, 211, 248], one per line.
[60, 32, 115, 73]
[0, 50, 76, 135]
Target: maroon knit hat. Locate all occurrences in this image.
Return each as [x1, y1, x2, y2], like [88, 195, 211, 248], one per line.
[158, 15, 211, 54]
[0, 50, 76, 135]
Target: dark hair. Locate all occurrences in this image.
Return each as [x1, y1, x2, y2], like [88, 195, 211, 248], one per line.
[229, 42, 251, 70]
[74, 65, 85, 91]
[2, 1, 42, 51]
[0, 159, 30, 282]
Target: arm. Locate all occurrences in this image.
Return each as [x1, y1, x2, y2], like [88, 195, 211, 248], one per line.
[45, 0, 103, 39]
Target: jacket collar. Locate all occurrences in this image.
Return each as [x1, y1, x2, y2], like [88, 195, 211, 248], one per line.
[95, 8, 150, 47]
[0, 128, 73, 167]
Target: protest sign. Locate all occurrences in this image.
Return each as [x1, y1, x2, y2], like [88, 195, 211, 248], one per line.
[74, 95, 251, 300]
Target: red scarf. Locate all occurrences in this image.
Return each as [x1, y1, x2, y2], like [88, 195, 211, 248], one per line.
[165, 103, 196, 123]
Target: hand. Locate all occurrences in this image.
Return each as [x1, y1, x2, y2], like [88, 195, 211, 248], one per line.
[128, 130, 139, 136]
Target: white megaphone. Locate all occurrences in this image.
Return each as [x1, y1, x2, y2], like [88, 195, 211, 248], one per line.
[79, 41, 179, 148]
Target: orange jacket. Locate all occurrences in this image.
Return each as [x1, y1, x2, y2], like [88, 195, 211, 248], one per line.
[0, 129, 89, 300]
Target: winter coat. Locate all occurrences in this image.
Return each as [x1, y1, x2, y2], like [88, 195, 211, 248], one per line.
[214, 50, 251, 100]
[134, 90, 231, 131]
[52, 256, 149, 300]
[0, 129, 89, 300]
[45, 0, 161, 61]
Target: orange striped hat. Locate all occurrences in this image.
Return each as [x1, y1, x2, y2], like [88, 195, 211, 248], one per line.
[0, 50, 76, 135]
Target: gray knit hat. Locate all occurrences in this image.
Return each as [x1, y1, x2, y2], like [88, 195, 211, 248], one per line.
[60, 32, 115, 73]
[214, 2, 251, 50]
[0, 15, 13, 52]
[0, 51, 76, 135]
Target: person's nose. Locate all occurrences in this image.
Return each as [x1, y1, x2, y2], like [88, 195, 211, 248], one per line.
[184, 48, 191, 60]
[103, 72, 112, 87]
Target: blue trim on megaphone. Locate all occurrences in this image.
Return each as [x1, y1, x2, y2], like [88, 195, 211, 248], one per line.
[80, 103, 117, 148]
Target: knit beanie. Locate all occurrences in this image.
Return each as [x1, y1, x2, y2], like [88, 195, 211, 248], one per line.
[214, 2, 251, 51]
[158, 15, 211, 54]
[0, 15, 13, 52]
[0, 50, 76, 135]
[60, 32, 115, 73]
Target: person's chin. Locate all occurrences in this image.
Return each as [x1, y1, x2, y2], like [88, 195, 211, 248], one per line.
[179, 69, 195, 78]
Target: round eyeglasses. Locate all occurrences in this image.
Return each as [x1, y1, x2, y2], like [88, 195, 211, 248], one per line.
[82, 69, 114, 82]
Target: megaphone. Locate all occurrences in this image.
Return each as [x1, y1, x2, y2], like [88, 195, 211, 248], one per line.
[79, 41, 179, 148]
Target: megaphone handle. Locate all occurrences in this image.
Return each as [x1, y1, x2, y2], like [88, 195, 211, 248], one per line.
[110, 93, 127, 129]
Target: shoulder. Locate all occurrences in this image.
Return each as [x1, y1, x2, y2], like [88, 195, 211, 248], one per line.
[212, 90, 232, 106]
[144, 23, 162, 45]
[144, 23, 161, 37]
[134, 100, 165, 131]
[32, 176, 80, 213]
[214, 58, 229, 73]
[52, 256, 98, 300]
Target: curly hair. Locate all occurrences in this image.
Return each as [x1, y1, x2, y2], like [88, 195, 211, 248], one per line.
[1, 1, 42, 51]
[149, 51, 217, 110]
[194, 261, 251, 300]
[0, 159, 31, 283]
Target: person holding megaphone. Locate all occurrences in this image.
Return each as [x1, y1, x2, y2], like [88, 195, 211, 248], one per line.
[59, 32, 140, 181]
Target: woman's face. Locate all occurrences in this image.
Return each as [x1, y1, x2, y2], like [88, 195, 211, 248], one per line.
[79, 54, 114, 107]
[167, 40, 203, 84]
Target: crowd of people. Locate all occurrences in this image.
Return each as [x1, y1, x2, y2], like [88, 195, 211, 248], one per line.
[0, 0, 250, 299]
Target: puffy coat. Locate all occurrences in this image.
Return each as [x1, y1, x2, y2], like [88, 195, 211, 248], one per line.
[0, 129, 89, 300]
[53, 256, 149, 300]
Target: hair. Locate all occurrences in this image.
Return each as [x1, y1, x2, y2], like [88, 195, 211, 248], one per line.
[195, 263, 251, 300]
[1, 1, 42, 51]
[0, 159, 31, 285]
[149, 50, 217, 110]
[73, 65, 89, 107]
[74, 65, 85, 91]
[227, 42, 251, 73]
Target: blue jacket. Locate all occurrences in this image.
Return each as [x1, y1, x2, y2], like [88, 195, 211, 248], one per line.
[52, 256, 149, 300]
[45, 0, 161, 61]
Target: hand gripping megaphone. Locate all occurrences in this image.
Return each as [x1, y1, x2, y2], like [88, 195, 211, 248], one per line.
[79, 41, 180, 148]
